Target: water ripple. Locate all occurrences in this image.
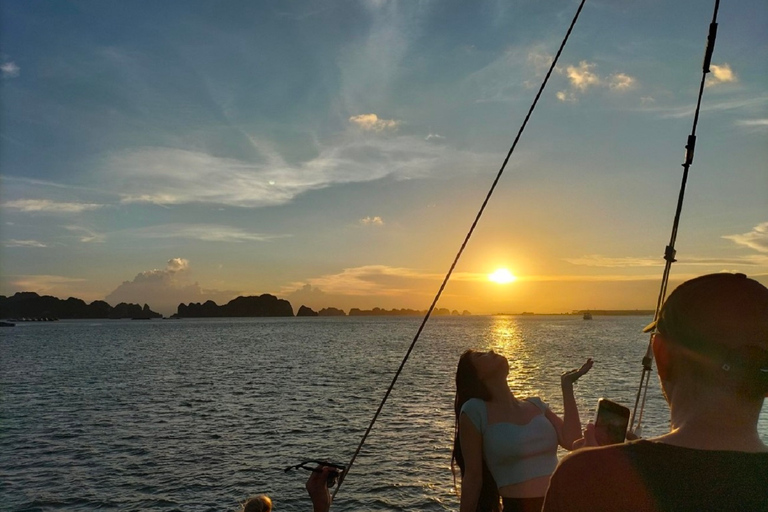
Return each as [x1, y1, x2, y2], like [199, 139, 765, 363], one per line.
[2, 317, 765, 511]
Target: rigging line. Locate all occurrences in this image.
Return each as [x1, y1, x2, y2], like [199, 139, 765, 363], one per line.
[332, 0, 589, 502]
[629, 0, 721, 434]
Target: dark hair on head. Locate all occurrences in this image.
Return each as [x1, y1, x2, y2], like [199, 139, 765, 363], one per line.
[451, 349, 500, 512]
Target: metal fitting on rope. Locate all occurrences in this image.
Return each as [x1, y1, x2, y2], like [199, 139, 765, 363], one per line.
[664, 245, 677, 263]
[642, 355, 653, 370]
[702, 22, 718, 72]
[683, 135, 696, 167]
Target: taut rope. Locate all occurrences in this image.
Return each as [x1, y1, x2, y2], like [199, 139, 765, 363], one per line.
[629, 0, 721, 435]
[332, 0, 590, 503]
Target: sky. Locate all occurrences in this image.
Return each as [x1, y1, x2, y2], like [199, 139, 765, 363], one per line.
[1, 0, 766, 316]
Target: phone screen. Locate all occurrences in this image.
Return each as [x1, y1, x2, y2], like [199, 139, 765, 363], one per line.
[594, 398, 630, 446]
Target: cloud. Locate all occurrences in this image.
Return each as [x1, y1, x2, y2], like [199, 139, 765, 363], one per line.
[360, 216, 384, 226]
[706, 63, 737, 87]
[556, 61, 635, 102]
[735, 119, 768, 132]
[2, 199, 104, 213]
[1, 61, 19, 78]
[723, 222, 768, 253]
[528, 50, 554, 76]
[3, 239, 47, 248]
[127, 224, 288, 243]
[349, 113, 400, 131]
[282, 265, 438, 297]
[284, 284, 331, 309]
[425, 133, 445, 141]
[102, 133, 488, 207]
[565, 61, 600, 91]
[565, 253, 768, 268]
[5, 275, 86, 294]
[564, 255, 662, 267]
[64, 225, 105, 243]
[337, 1, 418, 113]
[105, 258, 239, 315]
[647, 95, 768, 119]
[608, 73, 635, 91]
[465, 46, 533, 102]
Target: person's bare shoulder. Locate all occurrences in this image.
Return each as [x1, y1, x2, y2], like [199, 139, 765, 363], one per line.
[546, 443, 658, 512]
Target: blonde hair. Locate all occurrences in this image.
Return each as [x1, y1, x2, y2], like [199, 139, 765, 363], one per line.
[240, 494, 272, 512]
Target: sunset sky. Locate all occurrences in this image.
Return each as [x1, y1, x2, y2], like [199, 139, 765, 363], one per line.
[1, 0, 766, 316]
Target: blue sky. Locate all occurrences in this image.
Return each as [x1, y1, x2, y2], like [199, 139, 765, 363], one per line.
[1, 0, 766, 316]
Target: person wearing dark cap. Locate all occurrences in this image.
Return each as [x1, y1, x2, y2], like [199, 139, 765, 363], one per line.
[543, 273, 768, 512]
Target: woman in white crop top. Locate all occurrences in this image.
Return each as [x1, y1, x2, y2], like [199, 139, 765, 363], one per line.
[451, 349, 592, 512]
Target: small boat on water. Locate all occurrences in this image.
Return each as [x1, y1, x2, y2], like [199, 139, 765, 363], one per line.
[583, 312, 593, 320]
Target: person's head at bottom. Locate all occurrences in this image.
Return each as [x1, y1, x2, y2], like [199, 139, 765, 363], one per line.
[240, 494, 272, 512]
[647, 273, 768, 446]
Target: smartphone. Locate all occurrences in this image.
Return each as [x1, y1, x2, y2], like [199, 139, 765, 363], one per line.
[594, 398, 630, 446]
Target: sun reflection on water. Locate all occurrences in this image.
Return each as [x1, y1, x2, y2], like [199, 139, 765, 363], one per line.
[482, 316, 544, 398]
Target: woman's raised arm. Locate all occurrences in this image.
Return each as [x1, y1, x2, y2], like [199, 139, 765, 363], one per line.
[546, 358, 593, 450]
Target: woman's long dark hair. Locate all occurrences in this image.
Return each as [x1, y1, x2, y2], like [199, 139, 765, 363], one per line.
[452, 349, 501, 512]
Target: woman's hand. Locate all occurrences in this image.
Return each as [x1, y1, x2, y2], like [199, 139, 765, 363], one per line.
[306, 466, 334, 512]
[572, 421, 598, 449]
[561, 358, 593, 387]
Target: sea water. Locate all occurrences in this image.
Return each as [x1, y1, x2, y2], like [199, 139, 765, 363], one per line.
[1, 316, 766, 511]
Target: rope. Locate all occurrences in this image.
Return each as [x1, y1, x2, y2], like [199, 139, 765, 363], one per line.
[332, 0, 589, 502]
[629, 0, 721, 435]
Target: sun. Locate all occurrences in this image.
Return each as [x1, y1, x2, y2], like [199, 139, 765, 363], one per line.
[488, 268, 517, 284]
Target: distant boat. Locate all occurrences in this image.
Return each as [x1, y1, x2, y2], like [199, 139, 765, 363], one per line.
[583, 312, 593, 320]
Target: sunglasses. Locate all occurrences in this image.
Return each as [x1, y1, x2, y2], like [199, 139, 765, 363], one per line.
[283, 460, 346, 488]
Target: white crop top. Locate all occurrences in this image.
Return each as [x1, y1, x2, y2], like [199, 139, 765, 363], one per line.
[460, 397, 559, 487]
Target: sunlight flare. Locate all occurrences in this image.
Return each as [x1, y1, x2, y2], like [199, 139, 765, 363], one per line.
[488, 268, 517, 284]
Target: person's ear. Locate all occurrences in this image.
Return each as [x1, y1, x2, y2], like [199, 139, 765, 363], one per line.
[652, 333, 672, 381]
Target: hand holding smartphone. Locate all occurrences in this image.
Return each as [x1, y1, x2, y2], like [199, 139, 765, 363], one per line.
[594, 398, 630, 446]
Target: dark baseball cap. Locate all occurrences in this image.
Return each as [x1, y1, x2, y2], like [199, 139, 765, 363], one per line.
[643, 273, 768, 390]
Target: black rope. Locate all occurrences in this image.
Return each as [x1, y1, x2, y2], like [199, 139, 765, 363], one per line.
[629, 0, 721, 434]
[332, 0, 589, 502]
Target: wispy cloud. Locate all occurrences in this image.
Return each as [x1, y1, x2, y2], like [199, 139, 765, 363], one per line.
[283, 265, 437, 296]
[7, 274, 86, 293]
[705, 63, 737, 88]
[1, 61, 20, 78]
[649, 96, 768, 119]
[3, 239, 47, 248]
[565, 253, 768, 267]
[564, 255, 661, 267]
[128, 224, 288, 243]
[337, 0, 419, 112]
[64, 225, 106, 243]
[723, 222, 768, 253]
[282, 265, 535, 298]
[735, 118, 768, 132]
[608, 73, 635, 91]
[2, 199, 104, 213]
[465, 46, 534, 102]
[349, 113, 400, 132]
[360, 216, 384, 226]
[103, 132, 488, 207]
